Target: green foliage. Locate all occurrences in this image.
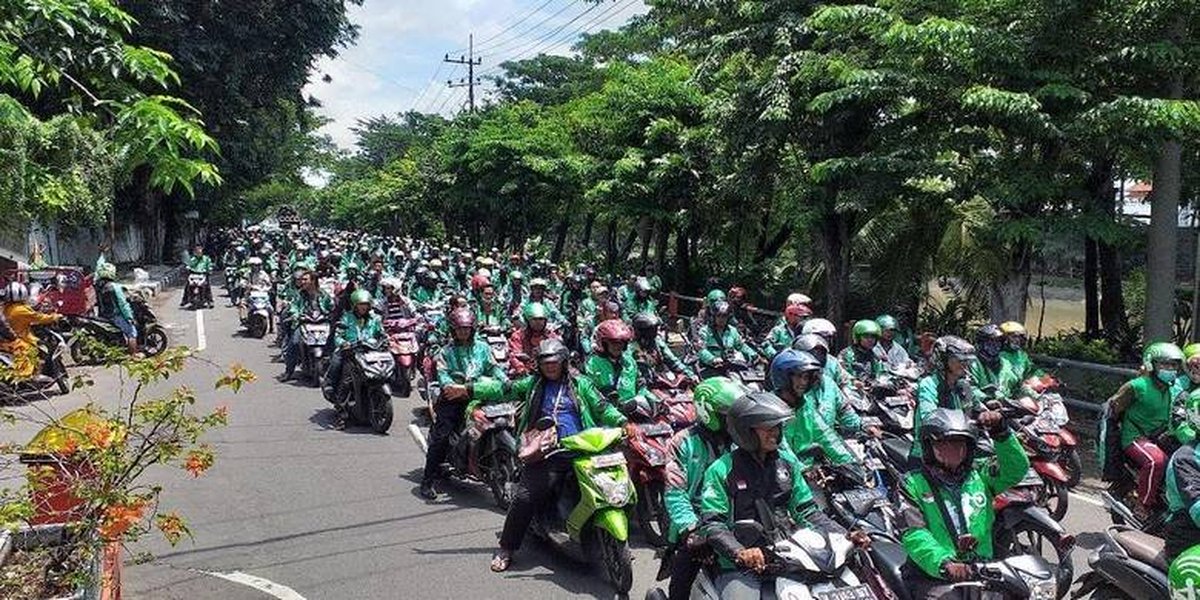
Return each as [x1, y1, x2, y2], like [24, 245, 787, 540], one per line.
[1033, 331, 1121, 365]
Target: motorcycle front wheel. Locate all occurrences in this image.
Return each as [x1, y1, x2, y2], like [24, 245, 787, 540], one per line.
[1039, 478, 1069, 521]
[488, 449, 518, 509]
[1060, 447, 1082, 488]
[368, 387, 393, 434]
[142, 327, 168, 357]
[635, 480, 670, 547]
[594, 528, 633, 594]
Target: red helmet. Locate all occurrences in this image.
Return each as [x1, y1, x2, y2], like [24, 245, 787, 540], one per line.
[729, 286, 747, 301]
[785, 304, 812, 319]
[449, 307, 476, 329]
[470, 273, 490, 292]
[595, 319, 634, 343]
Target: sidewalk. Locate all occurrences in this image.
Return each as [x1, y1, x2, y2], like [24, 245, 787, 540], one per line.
[121, 264, 186, 297]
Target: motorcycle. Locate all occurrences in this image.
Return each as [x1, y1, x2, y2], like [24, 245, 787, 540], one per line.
[530, 425, 635, 595]
[334, 338, 395, 434]
[409, 399, 521, 509]
[618, 393, 675, 547]
[481, 325, 509, 365]
[868, 542, 1060, 600]
[67, 295, 168, 363]
[184, 270, 210, 309]
[384, 317, 421, 398]
[298, 313, 331, 388]
[702, 354, 766, 391]
[1071, 525, 1167, 600]
[0, 324, 71, 398]
[1011, 398, 1074, 521]
[1032, 387, 1081, 488]
[242, 288, 272, 339]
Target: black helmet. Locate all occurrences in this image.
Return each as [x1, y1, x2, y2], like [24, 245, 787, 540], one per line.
[537, 339, 570, 367]
[632, 313, 661, 337]
[725, 392, 793, 453]
[931, 335, 976, 372]
[710, 301, 732, 322]
[919, 408, 978, 470]
[975, 324, 1003, 361]
[792, 333, 830, 367]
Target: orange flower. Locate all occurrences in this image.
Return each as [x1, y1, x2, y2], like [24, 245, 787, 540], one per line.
[98, 500, 146, 540]
[155, 512, 188, 545]
[183, 449, 214, 478]
[83, 421, 112, 449]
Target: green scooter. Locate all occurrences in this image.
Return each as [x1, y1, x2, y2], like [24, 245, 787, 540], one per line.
[531, 424, 636, 594]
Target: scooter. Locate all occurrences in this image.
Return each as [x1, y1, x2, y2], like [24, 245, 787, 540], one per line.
[1025, 376, 1082, 488]
[298, 313, 331, 388]
[644, 371, 696, 431]
[410, 399, 521, 508]
[242, 288, 272, 339]
[530, 424, 636, 595]
[0, 324, 71, 399]
[334, 338, 395, 434]
[868, 542, 1060, 600]
[384, 317, 421, 398]
[481, 325, 509, 365]
[67, 295, 168, 362]
[1071, 525, 1166, 600]
[184, 271, 211, 309]
[619, 393, 675, 547]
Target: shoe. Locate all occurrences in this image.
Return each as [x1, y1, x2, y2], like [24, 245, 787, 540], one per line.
[277, 372, 294, 383]
[418, 482, 438, 500]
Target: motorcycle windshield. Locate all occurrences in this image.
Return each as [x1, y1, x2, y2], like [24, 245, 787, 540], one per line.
[559, 427, 623, 454]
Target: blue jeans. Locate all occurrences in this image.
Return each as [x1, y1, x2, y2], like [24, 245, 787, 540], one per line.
[324, 350, 344, 392]
[284, 327, 302, 375]
[111, 316, 137, 341]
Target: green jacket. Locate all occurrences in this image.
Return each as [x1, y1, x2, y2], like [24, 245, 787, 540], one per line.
[471, 373, 627, 435]
[699, 446, 822, 569]
[631, 337, 696, 380]
[1121, 374, 1183, 448]
[665, 426, 731, 543]
[520, 297, 564, 325]
[410, 285, 443, 308]
[1174, 387, 1200, 445]
[898, 432, 1029, 578]
[783, 392, 856, 467]
[806, 374, 863, 436]
[999, 348, 1042, 383]
[696, 324, 755, 367]
[762, 319, 801, 359]
[288, 289, 333, 320]
[584, 351, 641, 404]
[473, 301, 509, 330]
[838, 345, 884, 382]
[968, 358, 1021, 400]
[334, 310, 385, 347]
[623, 296, 658, 319]
[435, 339, 506, 389]
[187, 254, 213, 274]
[912, 373, 977, 458]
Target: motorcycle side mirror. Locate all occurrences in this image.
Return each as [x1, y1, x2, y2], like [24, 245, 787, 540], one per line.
[535, 416, 555, 431]
[620, 398, 638, 415]
[732, 520, 767, 548]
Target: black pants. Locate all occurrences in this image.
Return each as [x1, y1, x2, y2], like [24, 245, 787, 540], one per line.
[668, 542, 703, 600]
[423, 400, 466, 484]
[499, 455, 573, 551]
[901, 561, 960, 600]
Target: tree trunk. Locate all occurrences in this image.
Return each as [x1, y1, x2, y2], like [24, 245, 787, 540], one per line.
[618, 226, 639, 264]
[551, 216, 569, 263]
[580, 212, 595, 250]
[1084, 238, 1100, 337]
[605, 218, 618, 274]
[674, 215, 693, 291]
[655, 218, 669, 278]
[988, 242, 1032, 323]
[1098, 240, 1128, 342]
[817, 211, 851, 346]
[1144, 16, 1186, 342]
[638, 217, 653, 271]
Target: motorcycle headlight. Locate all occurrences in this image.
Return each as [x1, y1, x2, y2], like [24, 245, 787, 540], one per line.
[594, 474, 632, 506]
[1021, 574, 1056, 600]
[644, 446, 666, 466]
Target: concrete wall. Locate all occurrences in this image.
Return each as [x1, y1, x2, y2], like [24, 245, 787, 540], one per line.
[1, 220, 148, 270]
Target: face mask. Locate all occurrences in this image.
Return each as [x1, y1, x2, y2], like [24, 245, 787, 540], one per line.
[1157, 369, 1179, 385]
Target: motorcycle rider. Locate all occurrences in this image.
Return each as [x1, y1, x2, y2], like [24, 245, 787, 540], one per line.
[523, 278, 564, 325]
[507, 302, 557, 377]
[238, 257, 273, 326]
[584, 319, 641, 405]
[0, 282, 63, 382]
[998, 321, 1042, 383]
[800, 318, 851, 386]
[969, 324, 1020, 400]
[410, 268, 444, 309]
[486, 338, 631, 573]
[379, 278, 416, 322]
[698, 391, 864, 598]
[94, 263, 139, 355]
[421, 307, 507, 500]
[182, 243, 214, 308]
[897, 408, 1028, 598]
[503, 270, 525, 319]
[695, 301, 757, 374]
[473, 283, 509, 330]
[622, 276, 657, 319]
[1166, 397, 1200, 563]
[874, 314, 913, 368]
[280, 268, 333, 382]
[630, 312, 696, 382]
[769, 349, 860, 466]
[1106, 342, 1187, 518]
[662, 377, 744, 600]
[912, 336, 999, 459]
[324, 292, 386, 411]
[838, 319, 885, 383]
[761, 304, 810, 359]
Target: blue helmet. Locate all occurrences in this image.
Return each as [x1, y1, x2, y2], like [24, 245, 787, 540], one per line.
[769, 349, 823, 392]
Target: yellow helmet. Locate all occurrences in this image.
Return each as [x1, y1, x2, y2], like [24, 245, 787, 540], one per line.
[998, 321, 1026, 336]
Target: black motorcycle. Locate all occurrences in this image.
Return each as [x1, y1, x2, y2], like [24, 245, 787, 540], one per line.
[68, 295, 168, 363]
[297, 312, 331, 388]
[184, 270, 211, 310]
[334, 338, 395, 434]
[0, 324, 71, 398]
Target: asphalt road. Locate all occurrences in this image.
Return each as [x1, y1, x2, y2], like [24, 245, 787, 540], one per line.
[1, 287, 1116, 600]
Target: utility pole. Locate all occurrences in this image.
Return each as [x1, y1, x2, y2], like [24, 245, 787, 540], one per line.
[444, 34, 482, 112]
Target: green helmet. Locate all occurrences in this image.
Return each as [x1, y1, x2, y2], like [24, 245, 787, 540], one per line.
[693, 377, 747, 432]
[705, 289, 726, 305]
[1185, 343, 1200, 361]
[96, 263, 117, 280]
[350, 289, 372, 305]
[523, 302, 547, 322]
[1170, 544, 1200, 597]
[1143, 341, 1185, 372]
[852, 319, 882, 342]
[876, 314, 898, 331]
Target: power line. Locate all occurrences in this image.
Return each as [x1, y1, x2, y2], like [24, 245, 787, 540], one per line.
[470, 0, 588, 57]
[420, 63, 462, 114]
[444, 34, 483, 112]
[448, 0, 565, 54]
[478, 0, 635, 78]
[409, 61, 446, 112]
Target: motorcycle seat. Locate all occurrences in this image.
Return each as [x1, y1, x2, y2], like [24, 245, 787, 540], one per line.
[1113, 528, 1167, 571]
[881, 437, 912, 466]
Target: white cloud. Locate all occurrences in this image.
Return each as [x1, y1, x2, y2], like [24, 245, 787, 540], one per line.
[304, 0, 649, 149]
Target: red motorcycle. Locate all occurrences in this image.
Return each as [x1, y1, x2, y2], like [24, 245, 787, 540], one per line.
[645, 371, 696, 431]
[998, 393, 1074, 522]
[385, 317, 422, 398]
[618, 393, 675, 547]
[1025, 375, 1082, 488]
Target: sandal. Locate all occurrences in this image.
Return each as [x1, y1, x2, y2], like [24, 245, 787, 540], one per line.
[490, 549, 512, 573]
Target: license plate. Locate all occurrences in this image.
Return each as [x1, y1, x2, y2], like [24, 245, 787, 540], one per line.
[640, 423, 673, 437]
[817, 585, 876, 600]
[883, 396, 909, 407]
[482, 403, 516, 418]
[591, 453, 626, 468]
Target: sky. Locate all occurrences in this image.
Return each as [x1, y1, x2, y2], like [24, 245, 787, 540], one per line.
[302, 0, 650, 150]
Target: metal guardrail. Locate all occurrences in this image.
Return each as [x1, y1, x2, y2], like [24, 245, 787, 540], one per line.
[1031, 354, 1130, 417]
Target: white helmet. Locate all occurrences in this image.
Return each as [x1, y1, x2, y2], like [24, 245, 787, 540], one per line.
[247, 257, 263, 266]
[801, 318, 836, 337]
[381, 277, 403, 291]
[5, 282, 29, 304]
[786, 293, 812, 306]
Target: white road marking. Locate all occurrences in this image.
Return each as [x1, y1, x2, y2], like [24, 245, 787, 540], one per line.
[1070, 490, 1106, 508]
[195, 570, 307, 600]
[195, 309, 207, 352]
